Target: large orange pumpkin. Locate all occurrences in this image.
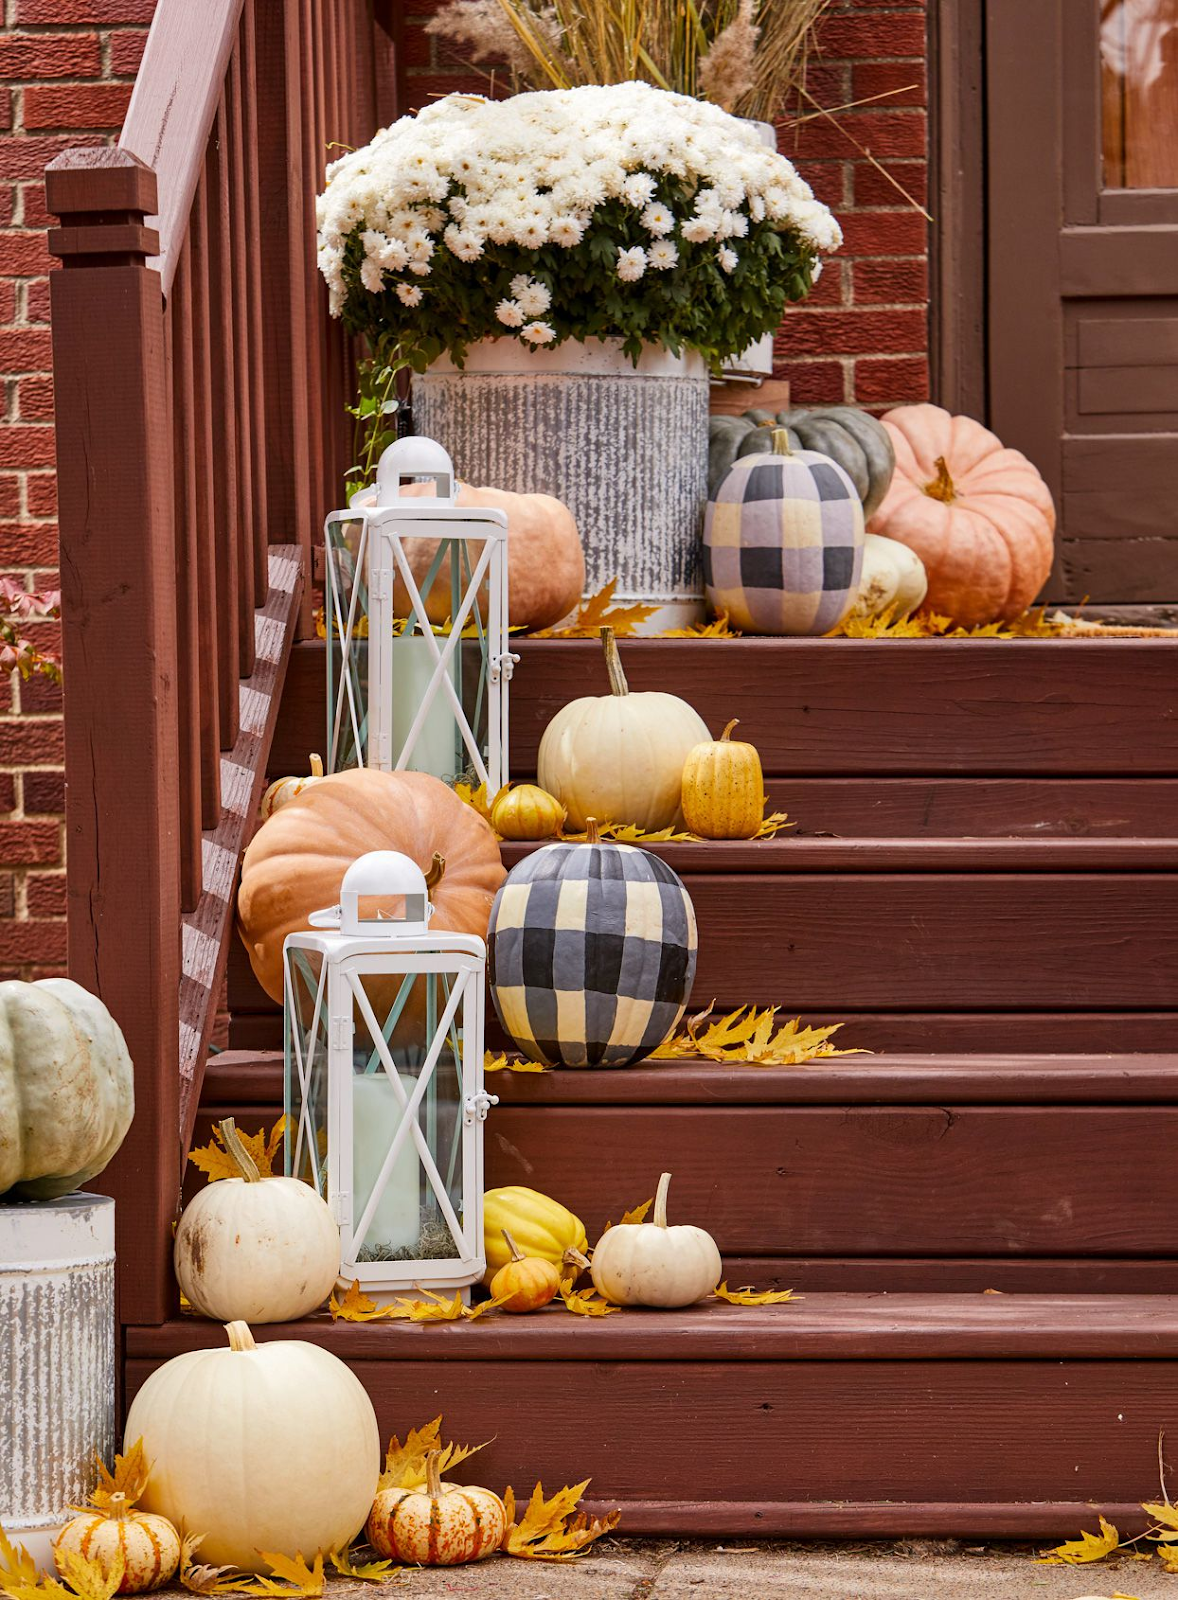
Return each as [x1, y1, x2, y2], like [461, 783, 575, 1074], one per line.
[395, 481, 584, 632]
[237, 769, 505, 1005]
[866, 404, 1055, 626]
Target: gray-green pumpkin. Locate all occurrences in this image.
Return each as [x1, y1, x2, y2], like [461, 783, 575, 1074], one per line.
[709, 405, 896, 516]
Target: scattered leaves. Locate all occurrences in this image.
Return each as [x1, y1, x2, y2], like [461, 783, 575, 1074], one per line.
[558, 1284, 617, 1317]
[329, 1281, 392, 1322]
[501, 1482, 620, 1560]
[1142, 1500, 1178, 1538]
[618, 1198, 654, 1228]
[5, 1550, 128, 1600]
[754, 809, 792, 839]
[654, 613, 740, 639]
[0, 1527, 40, 1591]
[454, 780, 502, 825]
[179, 1535, 244, 1597]
[713, 1282, 799, 1306]
[380, 1417, 487, 1492]
[1037, 1517, 1123, 1565]
[650, 1004, 863, 1067]
[532, 580, 659, 639]
[327, 1549, 400, 1584]
[85, 1437, 151, 1513]
[484, 1051, 550, 1075]
[826, 603, 1119, 641]
[330, 1281, 509, 1325]
[189, 1117, 287, 1182]
[242, 1553, 324, 1598]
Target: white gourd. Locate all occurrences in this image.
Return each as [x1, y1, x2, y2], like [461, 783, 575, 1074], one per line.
[852, 533, 928, 621]
[124, 1321, 380, 1571]
[591, 1171, 722, 1308]
[0, 978, 134, 1200]
[173, 1118, 340, 1323]
[537, 627, 709, 832]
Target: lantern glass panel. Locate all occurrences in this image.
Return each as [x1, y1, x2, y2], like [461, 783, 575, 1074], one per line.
[284, 946, 330, 1196]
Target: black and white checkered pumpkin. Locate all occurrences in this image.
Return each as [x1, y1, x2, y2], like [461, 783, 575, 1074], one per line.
[703, 435, 865, 635]
[487, 837, 698, 1069]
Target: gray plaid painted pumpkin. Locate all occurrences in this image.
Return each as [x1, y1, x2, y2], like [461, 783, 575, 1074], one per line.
[703, 432, 865, 636]
[487, 834, 697, 1069]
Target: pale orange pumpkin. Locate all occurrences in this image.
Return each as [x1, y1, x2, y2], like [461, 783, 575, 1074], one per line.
[237, 769, 505, 1005]
[366, 1451, 506, 1566]
[396, 481, 585, 632]
[489, 1228, 562, 1312]
[866, 403, 1055, 627]
[54, 1494, 180, 1594]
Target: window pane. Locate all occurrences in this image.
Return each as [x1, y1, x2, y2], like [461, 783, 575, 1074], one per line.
[1101, 0, 1178, 188]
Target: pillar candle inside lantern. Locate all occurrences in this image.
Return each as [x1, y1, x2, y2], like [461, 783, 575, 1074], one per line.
[351, 1072, 421, 1256]
[389, 631, 461, 783]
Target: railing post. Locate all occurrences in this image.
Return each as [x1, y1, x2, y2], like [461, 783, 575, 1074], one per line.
[46, 147, 181, 1329]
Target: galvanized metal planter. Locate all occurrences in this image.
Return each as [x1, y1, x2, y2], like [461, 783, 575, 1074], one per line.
[1, 1194, 115, 1568]
[411, 339, 710, 630]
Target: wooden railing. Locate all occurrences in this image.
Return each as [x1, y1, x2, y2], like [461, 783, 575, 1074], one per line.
[45, 0, 386, 1324]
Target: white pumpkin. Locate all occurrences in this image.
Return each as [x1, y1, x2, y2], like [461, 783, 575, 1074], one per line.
[174, 1119, 340, 1323]
[124, 1321, 380, 1571]
[851, 533, 929, 621]
[0, 978, 134, 1200]
[537, 627, 710, 832]
[591, 1171, 722, 1308]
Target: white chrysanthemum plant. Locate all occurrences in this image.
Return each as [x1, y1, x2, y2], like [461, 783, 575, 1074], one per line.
[317, 82, 841, 371]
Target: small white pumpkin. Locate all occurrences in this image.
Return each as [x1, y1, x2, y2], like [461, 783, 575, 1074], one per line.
[591, 1171, 722, 1308]
[124, 1321, 380, 1571]
[537, 627, 710, 831]
[851, 533, 929, 621]
[259, 753, 326, 821]
[174, 1118, 340, 1323]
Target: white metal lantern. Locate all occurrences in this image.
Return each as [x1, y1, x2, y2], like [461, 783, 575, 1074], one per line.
[283, 850, 497, 1300]
[325, 436, 513, 792]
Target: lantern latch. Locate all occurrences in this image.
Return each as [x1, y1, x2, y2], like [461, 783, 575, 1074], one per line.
[463, 1090, 499, 1125]
[489, 650, 520, 684]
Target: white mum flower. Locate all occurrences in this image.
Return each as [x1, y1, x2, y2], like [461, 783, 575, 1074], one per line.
[515, 279, 551, 316]
[378, 238, 410, 270]
[360, 257, 384, 293]
[521, 320, 556, 345]
[640, 202, 674, 236]
[616, 245, 647, 282]
[514, 212, 550, 248]
[682, 216, 716, 243]
[621, 171, 657, 206]
[718, 246, 739, 274]
[648, 239, 679, 270]
[550, 214, 586, 246]
[443, 225, 483, 262]
[396, 283, 423, 306]
[720, 210, 749, 239]
[496, 299, 525, 328]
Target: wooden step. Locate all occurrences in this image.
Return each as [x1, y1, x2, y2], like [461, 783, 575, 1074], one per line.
[198, 1051, 1178, 1292]
[125, 1293, 1178, 1537]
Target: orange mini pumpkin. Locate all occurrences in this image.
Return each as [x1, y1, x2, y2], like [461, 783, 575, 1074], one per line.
[867, 403, 1055, 627]
[489, 1229, 562, 1312]
[366, 1451, 505, 1566]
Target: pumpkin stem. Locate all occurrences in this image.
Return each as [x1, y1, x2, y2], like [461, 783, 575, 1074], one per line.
[309, 753, 324, 777]
[424, 853, 446, 891]
[225, 1321, 257, 1352]
[563, 1246, 591, 1273]
[653, 1171, 673, 1229]
[600, 626, 629, 698]
[107, 1493, 129, 1523]
[923, 456, 956, 504]
[502, 1228, 526, 1264]
[720, 718, 740, 742]
[425, 1450, 442, 1501]
[585, 817, 601, 845]
[770, 427, 793, 457]
[218, 1118, 261, 1183]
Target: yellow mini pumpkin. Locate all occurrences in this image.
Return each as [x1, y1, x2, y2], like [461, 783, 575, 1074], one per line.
[490, 784, 565, 841]
[259, 754, 325, 821]
[482, 1186, 589, 1283]
[54, 1494, 180, 1595]
[680, 719, 764, 840]
[366, 1451, 505, 1566]
[489, 1229, 561, 1312]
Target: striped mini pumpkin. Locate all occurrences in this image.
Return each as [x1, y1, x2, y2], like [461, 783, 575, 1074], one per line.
[488, 832, 697, 1069]
[704, 431, 864, 635]
[53, 1496, 181, 1594]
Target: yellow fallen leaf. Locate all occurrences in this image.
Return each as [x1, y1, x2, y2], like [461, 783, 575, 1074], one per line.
[178, 1535, 245, 1597]
[380, 1417, 487, 1491]
[655, 613, 740, 638]
[484, 1051, 550, 1074]
[649, 1004, 864, 1067]
[327, 1549, 401, 1583]
[755, 809, 792, 839]
[713, 1282, 800, 1306]
[501, 1481, 620, 1560]
[454, 780, 503, 825]
[189, 1117, 287, 1182]
[56, 1552, 126, 1600]
[85, 1437, 151, 1513]
[532, 579, 658, 639]
[559, 1284, 617, 1318]
[242, 1553, 323, 1598]
[0, 1526, 40, 1590]
[1141, 1499, 1178, 1534]
[618, 1198, 653, 1228]
[329, 1281, 393, 1322]
[1037, 1516, 1122, 1564]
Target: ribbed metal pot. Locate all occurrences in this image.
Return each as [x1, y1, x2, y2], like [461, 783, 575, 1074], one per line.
[412, 339, 709, 629]
[1, 1194, 115, 1568]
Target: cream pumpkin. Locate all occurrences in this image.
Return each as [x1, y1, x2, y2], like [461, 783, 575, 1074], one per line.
[259, 754, 326, 821]
[124, 1321, 380, 1571]
[366, 1452, 505, 1566]
[173, 1118, 339, 1323]
[591, 1171, 721, 1308]
[54, 1494, 180, 1595]
[396, 480, 585, 632]
[851, 533, 929, 621]
[867, 404, 1055, 626]
[0, 978, 134, 1200]
[237, 769, 505, 1006]
[537, 627, 710, 831]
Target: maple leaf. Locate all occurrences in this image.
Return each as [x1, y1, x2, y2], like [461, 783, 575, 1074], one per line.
[0, 1526, 40, 1591]
[329, 1281, 394, 1322]
[598, 822, 696, 844]
[601, 1198, 653, 1232]
[453, 780, 502, 825]
[1141, 1499, 1178, 1537]
[242, 1553, 324, 1598]
[501, 1481, 620, 1560]
[380, 1417, 487, 1491]
[558, 1284, 617, 1317]
[58, 1551, 126, 1600]
[188, 1117, 287, 1182]
[649, 1005, 864, 1068]
[755, 810, 792, 839]
[384, 1288, 470, 1322]
[484, 1051, 550, 1075]
[656, 613, 741, 639]
[1037, 1516, 1122, 1564]
[532, 580, 658, 639]
[713, 1282, 799, 1306]
[178, 1536, 245, 1597]
[327, 1549, 400, 1583]
[831, 604, 933, 639]
[87, 1437, 152, 1513]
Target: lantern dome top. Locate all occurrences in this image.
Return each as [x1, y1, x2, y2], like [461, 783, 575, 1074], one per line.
[375, 436, 455, 507]
[308, 849, 436, 937]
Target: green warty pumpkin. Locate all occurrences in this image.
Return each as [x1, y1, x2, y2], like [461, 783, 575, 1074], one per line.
[709, 405, 896, 516]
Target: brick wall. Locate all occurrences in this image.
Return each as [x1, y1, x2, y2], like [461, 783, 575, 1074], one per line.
[0, 0, 929, 980]
[0, 0, 151, 980]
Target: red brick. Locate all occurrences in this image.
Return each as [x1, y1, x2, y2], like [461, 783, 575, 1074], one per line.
[24, 279, 51, 325]
[22, 767, 64, 814]
[0, 718, 63, 764]
[25, 473, 56, 515]
[16, 0, 155, 21]
[784, 109, 926, 162]
[0, 281, 15, 326]
[838, 209, 929, 255]
[817, 14, 925, 56]
[854, 354, 930, 403]
[771, 358, 848, 404]
[0, 820, 61, 865]
[23, 84, 133, 132]
[398, 19, 437, 68]
[0, 188, 13, 231]
[806, 259, 846, 307]
[0, 231, 53, 277]
[16, 374, 53, 422]
[794, 62, 851, 108]
[772, 307, 926, 358]
[0, 330, 51, 371]
[1, 525, 59, 565]
[853, 159, 928, 208]
[0, 135, 103, 182]
[0, 919, 67, 963]
[19, 183, 53, 230]
[0, 425, 55, 469]
[0, 874, 13, 919]
[26, 872, 66, 917]
[19, 672, 62, 714]
[0, 773, 14, 812]
[852, 257, 928, 303]
[0, 94, 12, 135]
[791, 160, 847, 209]
[109, 31, 148, 76]
[0, 34, 102, 80]
[0, 476, 19, 517]
[852, 59, 927, 108]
